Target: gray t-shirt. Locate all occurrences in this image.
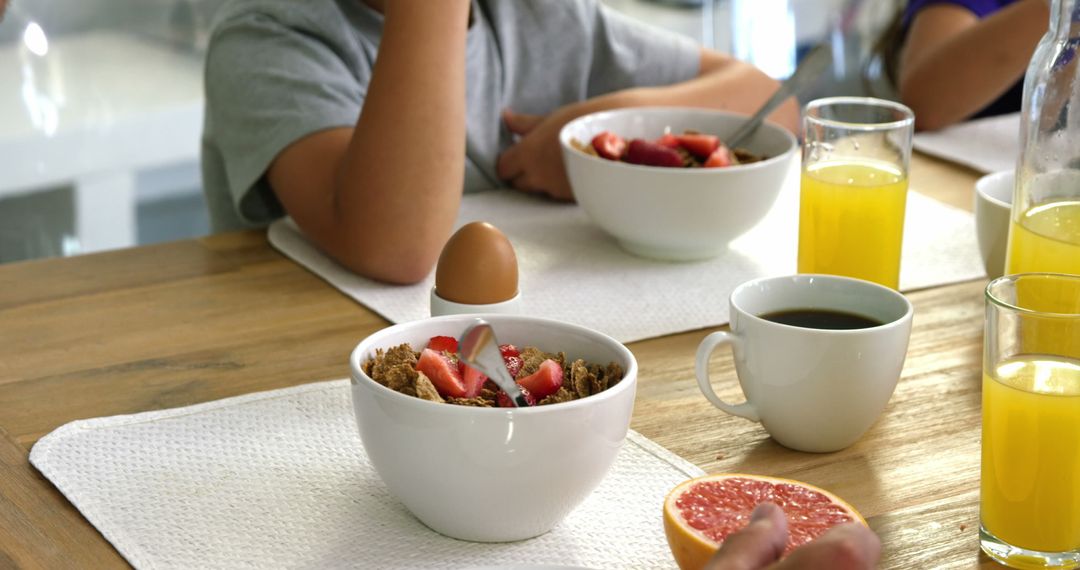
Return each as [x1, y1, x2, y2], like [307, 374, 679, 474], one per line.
[201, 0, 700, 231]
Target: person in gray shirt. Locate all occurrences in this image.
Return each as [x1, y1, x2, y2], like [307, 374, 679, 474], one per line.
[202, 0, 799, 284]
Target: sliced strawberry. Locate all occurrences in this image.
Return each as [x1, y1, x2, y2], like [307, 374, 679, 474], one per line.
[591, 131, 627, 161]
[416, 348, 467, 398]
[460, 363, 487, 399]
[676, 134, 720, 158]
[426, 335, 458, 354]
[625, 139, 684, 168]
[497, 386, 536, 408]
[499, 344, 521, 359]
[655, 133, 681, 149]
[704, 145, 734, 168]
[504, 355, 524, 379]
[517, 359, 563, 400]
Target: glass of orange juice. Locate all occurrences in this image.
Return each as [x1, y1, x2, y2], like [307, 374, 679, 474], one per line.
[797, 97, 914, 289]
[981, 273, 1080, 568]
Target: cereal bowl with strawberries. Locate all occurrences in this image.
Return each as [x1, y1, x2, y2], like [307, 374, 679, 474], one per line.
[560, 107, 798, 261]
[349, 314, 637, 543]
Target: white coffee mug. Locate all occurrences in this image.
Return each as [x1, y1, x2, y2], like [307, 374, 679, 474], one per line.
[695, 274, 914, 453]
[974, 170, 1014, 280]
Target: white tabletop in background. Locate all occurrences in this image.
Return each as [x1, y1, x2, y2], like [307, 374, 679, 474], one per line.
[0, 31, 204, 195]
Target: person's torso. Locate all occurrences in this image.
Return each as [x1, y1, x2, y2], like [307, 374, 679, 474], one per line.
[322, 0, 602, 191]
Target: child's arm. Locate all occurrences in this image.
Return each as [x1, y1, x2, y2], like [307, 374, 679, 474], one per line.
[898, 0, 1047, 131]
[496, 49, 800, 201]
[266, 0, 470, 284]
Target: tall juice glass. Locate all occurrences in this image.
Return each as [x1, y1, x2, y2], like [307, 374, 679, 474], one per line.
[981, 273, 1080, 569]
[798, 97, 914, 289]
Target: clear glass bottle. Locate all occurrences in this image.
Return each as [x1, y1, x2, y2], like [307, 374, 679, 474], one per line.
[1006, 0, 1080, 275]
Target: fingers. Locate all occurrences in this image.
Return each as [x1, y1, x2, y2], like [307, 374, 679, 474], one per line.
[508, 173, 544, 195]
[705, 503, 789, 570]
[502, 108, 544, 135]
[506, 168, 575, 202]
[496, 143, 523, 182]
[773, 522, 881, 570]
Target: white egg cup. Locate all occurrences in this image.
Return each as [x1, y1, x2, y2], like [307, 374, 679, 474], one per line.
[429, 287, 522, 317]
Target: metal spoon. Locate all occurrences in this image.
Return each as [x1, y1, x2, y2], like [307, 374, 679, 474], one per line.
[725, 42, 833, 150]
[458, 318, 530, 408]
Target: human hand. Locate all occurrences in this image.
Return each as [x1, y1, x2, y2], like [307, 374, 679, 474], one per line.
[495, 108, 575, 201]
[705, 503, 881, 570]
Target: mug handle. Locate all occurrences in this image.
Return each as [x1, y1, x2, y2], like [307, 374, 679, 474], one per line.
[695, 331, 760, 422]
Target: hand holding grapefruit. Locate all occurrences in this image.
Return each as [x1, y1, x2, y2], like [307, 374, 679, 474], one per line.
[664, 474, 872, 570]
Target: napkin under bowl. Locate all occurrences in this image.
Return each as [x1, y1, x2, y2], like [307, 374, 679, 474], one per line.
[349, 314, 638, 543]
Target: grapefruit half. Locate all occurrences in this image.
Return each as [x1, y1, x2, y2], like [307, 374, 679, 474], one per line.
[663, 473, 865, 570]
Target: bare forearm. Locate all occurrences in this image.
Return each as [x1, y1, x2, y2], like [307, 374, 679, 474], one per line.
[276, 0, 469, 284]
[900, 0, 1047, 130]
[338, 0, 468, 280]
[631, 57, 800, 134]
[544, 53, 798, 137]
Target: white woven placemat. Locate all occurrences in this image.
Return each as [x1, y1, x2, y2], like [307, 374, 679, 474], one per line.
[30, 379, 704, 570]
[913, 112, 1020, 174]
[268, 161, 984, 343]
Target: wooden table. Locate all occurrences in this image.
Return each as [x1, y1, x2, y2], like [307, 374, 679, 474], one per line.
[0, 153, 997, 569]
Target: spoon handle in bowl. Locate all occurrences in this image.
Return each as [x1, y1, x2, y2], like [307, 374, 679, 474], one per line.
[459, 319, 531, 408]
[726, 42, 833, 149]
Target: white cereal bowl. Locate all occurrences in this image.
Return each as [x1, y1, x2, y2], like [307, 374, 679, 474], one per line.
[348, 314, 638, 542]
[559, 107, 798, 261]
[974, 170, 1014, 279]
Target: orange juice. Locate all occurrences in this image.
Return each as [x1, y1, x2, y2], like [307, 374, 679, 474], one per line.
[1006, 204, 1080, 358]
[797, 160, 908, 289]
[982, 355, 1080, 552]
[1005, 201, 1080, 275]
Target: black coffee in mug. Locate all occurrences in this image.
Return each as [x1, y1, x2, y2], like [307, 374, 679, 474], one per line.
[760, 308, 883, 330]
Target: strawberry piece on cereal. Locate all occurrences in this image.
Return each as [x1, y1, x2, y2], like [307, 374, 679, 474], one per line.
[499, 344, 521, 359]
[460, 363, 488, 399]
[417, 348, 468, 398]
[517, 359, 563, 400]
[591, 131, 627, 161]
[426, 336, 459, 354]
[655, 133, 681, 149]
[497, 386, 536, 407]
[625, 139, 684, 168]
[504, 355, 524, 379]
[676, 134, 720, 158]
[704, 145, 734, 168]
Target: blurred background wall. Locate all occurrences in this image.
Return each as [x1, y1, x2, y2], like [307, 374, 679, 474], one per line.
[0, 0, 901, 264]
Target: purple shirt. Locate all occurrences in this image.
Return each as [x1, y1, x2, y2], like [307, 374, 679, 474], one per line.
[903, 0, 1018, 24]
[902, 0, 1023, 119]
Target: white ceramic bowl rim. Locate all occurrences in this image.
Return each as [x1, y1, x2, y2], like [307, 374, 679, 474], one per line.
[558, 106, 798, 175]
[349, 314, 638, 415]
[976, 170, 1014, 209]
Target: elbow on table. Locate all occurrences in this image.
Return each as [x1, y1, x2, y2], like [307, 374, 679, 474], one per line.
[290, 207, 452, 285]
[334, 245, 438, 285]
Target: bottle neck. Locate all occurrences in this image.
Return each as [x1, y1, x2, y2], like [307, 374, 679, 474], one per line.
[1050, 0, 1080, 36]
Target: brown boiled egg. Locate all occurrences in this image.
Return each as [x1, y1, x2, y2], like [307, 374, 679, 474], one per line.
[434, 222, 519, 305]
